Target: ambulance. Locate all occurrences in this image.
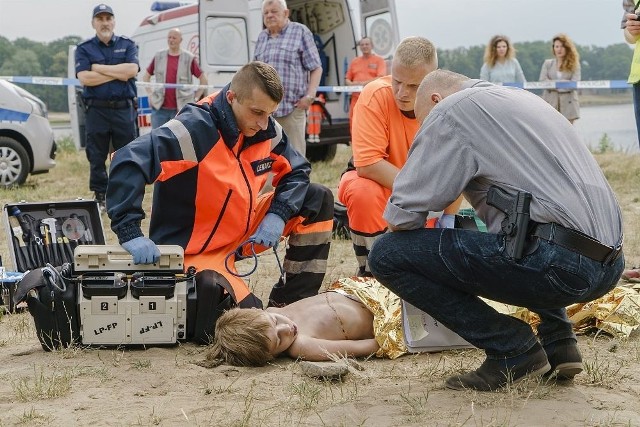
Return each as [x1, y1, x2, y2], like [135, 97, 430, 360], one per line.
[69, 0, 401, 162]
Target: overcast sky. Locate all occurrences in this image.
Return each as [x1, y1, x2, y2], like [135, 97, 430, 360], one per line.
[0, 0, 630, 49]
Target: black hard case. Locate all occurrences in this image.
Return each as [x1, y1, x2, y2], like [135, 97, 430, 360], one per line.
[3, 200, 105, 272]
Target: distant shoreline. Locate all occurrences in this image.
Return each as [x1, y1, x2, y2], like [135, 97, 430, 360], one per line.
[46, 92, 634, 125]
[580, 92, 633, 106]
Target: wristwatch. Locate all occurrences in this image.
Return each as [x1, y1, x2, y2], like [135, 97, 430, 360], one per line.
[305, 95, 315, 102]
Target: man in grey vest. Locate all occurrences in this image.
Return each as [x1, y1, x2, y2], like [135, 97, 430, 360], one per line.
[142, 28, 208, 128]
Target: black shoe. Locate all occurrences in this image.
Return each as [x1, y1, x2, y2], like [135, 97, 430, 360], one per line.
[94, 192, 106, 212]
[445, 343, 551, 391]
[543, 339, 583, 380]
[356, 267, 373, 278]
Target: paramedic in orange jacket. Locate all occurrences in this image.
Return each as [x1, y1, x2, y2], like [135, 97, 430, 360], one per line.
[345, 37, 387, 128]
[107, 61, 333, 307]
[338, 37, 462, 276]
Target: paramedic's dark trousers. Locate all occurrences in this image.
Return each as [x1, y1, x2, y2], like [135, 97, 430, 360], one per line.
[369, 228, 624, 359]
[85, 104, 137, 194]
[268, 183, 334, 306]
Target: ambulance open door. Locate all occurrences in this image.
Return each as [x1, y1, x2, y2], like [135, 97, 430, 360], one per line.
[198, 0, 252, 89]
[359, 0, 401, 61]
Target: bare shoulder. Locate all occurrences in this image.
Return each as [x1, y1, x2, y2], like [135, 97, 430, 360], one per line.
[286, 334, 311, 358]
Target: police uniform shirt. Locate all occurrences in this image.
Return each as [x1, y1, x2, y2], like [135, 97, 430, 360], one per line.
[75, 34, 139, 100]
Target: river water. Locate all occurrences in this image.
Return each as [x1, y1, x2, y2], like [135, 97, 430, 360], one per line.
[574, 103, 639, 153]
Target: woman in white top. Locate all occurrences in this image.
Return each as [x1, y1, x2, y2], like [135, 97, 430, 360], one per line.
[539, 33, 581, 124]
[480, 35, 526, 84]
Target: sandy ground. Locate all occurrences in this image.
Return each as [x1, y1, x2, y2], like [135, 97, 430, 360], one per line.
[1, 239, 640, 427]
[2, 140, 640, 426]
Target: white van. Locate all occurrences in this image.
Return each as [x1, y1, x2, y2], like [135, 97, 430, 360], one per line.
[69, 0, 400, 161]
[0, 79, 56, 187]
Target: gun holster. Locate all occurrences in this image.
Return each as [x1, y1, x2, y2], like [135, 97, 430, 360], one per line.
[486, 186, 534, 261]
[502, 226, 540, 260]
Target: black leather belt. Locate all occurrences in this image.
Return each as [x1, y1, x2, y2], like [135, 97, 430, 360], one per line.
[532, 223, 622, 264]
[85, 99, 133, 109]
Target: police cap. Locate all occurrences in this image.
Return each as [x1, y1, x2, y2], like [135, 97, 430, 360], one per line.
[92, 4, 114, 18]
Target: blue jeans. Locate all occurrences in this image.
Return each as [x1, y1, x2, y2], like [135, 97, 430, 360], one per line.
[151, 108, 177, 129]
[633, 83, 640, 150]
[369, 228, 624, 359]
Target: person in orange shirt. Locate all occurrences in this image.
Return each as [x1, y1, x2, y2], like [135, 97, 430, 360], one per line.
[338, 36, 462, 276]
[345, 37, 387, 128]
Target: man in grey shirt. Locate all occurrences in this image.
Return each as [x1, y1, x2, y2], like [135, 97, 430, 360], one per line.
[369, 69, 624, 391]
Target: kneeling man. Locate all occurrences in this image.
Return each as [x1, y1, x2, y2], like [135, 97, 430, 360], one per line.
[369, 69, 624, 391]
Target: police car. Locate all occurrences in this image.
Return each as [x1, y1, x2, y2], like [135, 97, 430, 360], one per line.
[0, 79, 56, 187]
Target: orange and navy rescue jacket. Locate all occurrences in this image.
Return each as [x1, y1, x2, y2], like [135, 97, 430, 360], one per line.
[108, 85, 311, 254]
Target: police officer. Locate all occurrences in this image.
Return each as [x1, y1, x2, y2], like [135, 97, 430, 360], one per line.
[75, 4, 139, 210]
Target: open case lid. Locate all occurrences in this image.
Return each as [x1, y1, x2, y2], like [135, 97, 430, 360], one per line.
[3, 199, 106, 272]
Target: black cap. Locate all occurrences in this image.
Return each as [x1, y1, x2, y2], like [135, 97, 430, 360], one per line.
[92, 4, 114, 18]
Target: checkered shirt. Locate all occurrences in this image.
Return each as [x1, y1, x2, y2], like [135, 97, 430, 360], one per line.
[254, 21, 322, 117]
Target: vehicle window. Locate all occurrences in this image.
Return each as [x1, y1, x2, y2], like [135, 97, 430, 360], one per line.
[364, 12, 394, 58]
[204, 16, 249, 66]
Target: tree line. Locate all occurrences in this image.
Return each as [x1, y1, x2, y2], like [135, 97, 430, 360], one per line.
[0, 36, 82, 112]
[0, 36, 634, 113]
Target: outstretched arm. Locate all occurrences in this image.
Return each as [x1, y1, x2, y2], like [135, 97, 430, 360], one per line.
[288, 336, 379, 361]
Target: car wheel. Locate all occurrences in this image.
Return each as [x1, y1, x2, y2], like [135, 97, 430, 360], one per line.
[0, 136, 31, 187]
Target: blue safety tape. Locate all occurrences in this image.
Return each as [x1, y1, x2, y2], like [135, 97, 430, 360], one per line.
[503, 80, 633, 90]
[0, 75, 634, 92]
[1, 76, 80, 87]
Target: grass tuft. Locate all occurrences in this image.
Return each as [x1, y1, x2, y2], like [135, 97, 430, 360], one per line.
[12, 365, 73, 402]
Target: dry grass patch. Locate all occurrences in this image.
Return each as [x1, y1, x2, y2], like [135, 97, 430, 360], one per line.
[12, 365, 73, 402]
[14, 407, 53, 425]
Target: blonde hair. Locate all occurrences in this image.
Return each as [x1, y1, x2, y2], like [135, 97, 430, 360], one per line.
[394, 36, 437, 68]
[552, 33, 580, 73]
[208, 308, 274, 366]
[484, 35, 515, 67]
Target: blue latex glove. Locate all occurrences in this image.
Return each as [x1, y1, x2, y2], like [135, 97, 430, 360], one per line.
[251, 213, 285, 248]
[436, 213, 456, 229]
[122, 236, 161, 264]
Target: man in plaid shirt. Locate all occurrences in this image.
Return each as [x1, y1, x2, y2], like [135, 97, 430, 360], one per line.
[254, 0, 323, 158]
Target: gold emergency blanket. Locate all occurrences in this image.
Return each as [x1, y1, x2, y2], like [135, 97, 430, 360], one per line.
[327, 280, 639, 361]
[485, 284, 640, 337]
[328, 277, 407, 359]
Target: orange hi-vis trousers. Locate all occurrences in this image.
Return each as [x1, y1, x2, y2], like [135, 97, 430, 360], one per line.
[306, 94, 325, 142]
[338, 170, 390, 276]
